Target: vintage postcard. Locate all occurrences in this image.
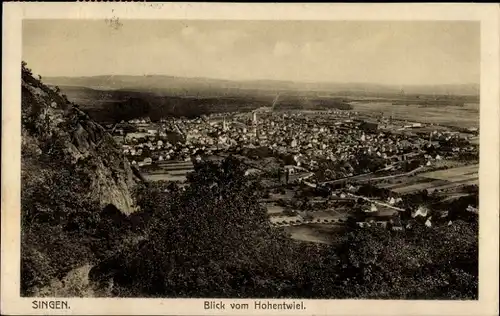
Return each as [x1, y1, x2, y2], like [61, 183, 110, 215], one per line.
[2, 2, 499, 316]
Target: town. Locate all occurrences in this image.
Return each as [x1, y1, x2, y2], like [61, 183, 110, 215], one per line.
[107, 107, 479, 244]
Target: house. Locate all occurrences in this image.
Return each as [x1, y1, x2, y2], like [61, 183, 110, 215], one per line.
[365, 204, 378, 213]
[284, 165, 297, 175]
[412, 205, 429, 218]
[244, 168, 262, 176]
[125, 132, 148, 142]
[390, 217, 404, 231]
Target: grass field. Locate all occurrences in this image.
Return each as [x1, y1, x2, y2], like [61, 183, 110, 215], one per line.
[284, 224, 346, 245]
[266, 204, 286, 214]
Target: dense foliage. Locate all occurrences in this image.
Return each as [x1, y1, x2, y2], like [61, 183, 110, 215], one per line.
[21, 148, 141, 295]
[337, 221, 477, 299]
[94, 157, 306, 297]
[88, 157, 478, 299]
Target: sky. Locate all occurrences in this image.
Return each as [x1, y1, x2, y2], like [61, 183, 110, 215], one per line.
[22, 20, 480, 85]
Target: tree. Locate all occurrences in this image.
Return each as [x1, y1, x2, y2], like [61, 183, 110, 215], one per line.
[22, 61, 33, 75]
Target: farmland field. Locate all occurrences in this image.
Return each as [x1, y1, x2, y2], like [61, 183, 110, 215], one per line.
[440, 193, 474, 202]
[377, 176, 444, 189]
[381, 163, 479, 195]
[142, 173, 188, 182]
[380, 178, 449, 191]
[419, 164, 479, 180]
[349, 101, 479, 128]
[266, 204, 286, 214]
[268, 190, 296, 201]
[470, 136, 479, 145]
[427, 179, 478, 192]
[389, 178, 478, 195]
[391, 180, 451, 194]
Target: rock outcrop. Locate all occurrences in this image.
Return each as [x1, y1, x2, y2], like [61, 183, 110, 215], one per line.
[21, 65, 138, 215]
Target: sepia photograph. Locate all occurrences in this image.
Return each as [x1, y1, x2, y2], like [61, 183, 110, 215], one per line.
[2, 2, 499, 316]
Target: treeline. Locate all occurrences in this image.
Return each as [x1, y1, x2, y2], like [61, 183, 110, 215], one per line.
[86, 94, 261, 123]
[392, 100, 465, 107]
[61, 89, 352, 124]
[87, 157, 478, 299]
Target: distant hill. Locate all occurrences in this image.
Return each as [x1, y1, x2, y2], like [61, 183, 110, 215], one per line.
[44, 75, 479, 97]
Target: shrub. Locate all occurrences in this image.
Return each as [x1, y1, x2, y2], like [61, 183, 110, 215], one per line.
[336, 221, 478, 299]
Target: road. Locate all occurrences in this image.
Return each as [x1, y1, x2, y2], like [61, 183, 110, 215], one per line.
[345, 193, 405, 212]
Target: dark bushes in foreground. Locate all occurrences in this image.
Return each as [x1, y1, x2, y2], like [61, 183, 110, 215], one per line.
[91, 158, 478, 299]
[21, 144, 478, 298]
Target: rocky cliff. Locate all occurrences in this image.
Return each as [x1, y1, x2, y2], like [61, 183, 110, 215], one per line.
[21, 64, 138, 215]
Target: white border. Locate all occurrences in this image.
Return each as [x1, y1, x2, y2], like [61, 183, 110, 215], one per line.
[2, 3, 499, 316]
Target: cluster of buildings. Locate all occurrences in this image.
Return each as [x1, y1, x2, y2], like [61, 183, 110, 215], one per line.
[105, 109, 478, 243]
[108, 110, 478, 175]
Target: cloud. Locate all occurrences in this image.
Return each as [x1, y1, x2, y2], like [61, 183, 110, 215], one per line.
[22, 20, 479, 84]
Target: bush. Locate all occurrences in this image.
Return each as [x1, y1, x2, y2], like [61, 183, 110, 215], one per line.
[336, 221, 478, 299]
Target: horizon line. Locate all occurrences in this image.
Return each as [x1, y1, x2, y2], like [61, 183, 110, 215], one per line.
[41, 73, 480, 88]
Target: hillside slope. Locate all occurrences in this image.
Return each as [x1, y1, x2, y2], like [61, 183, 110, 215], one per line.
[21, 62, 139, 295]
[21, 64, 137, 215]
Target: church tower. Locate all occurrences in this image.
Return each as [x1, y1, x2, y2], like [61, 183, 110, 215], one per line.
[223, 116, 228, 132]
